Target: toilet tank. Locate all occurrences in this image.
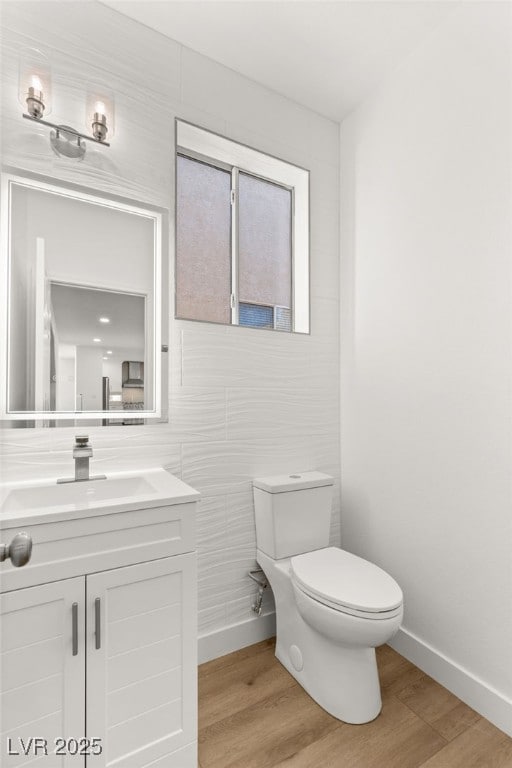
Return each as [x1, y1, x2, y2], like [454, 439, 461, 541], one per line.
[253, 471, 334, 559]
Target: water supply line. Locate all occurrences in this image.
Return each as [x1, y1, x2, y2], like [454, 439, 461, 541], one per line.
[249, 568, 268, 616]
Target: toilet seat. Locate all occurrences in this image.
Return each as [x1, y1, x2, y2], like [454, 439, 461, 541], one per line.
[291, 547, 403, 620]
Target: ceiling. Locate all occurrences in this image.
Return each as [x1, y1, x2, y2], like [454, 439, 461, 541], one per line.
[51, 283, 145, 351]
[101, 0, 456, 121]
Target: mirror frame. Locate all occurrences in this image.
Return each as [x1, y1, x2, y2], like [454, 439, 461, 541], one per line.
[0, 172, 165, 423]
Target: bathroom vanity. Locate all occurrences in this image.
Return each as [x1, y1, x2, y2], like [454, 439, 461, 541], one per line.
[0, 468, 199, 767]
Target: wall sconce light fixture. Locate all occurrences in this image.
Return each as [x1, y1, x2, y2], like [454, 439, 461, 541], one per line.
[19, 48, 114, 159]
[86, 92, 115, 144]
[91, 101, 108, 142]
[19, 49, 52, 118]
[26, 74, 46, 119]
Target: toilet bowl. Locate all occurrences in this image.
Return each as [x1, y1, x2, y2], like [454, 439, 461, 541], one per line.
[253, 472, 403, 724]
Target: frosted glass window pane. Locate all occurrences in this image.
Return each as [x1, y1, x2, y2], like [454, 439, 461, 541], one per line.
[238, 173, 292, 317]
[176, 155, 231, 324]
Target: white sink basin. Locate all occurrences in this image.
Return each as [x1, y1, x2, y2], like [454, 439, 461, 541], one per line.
[0, 468, 200, 526]
[2, 476, 156, 513]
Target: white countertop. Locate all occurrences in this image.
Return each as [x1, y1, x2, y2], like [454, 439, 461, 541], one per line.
[0, 468, 200, 528]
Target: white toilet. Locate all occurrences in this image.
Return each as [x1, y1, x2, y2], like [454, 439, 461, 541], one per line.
[253, 471, 403, 724]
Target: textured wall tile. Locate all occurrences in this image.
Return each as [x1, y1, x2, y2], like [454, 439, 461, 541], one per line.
[175, 103, 227, 138]
[0, 452, 72, 483]
[197, 495, 227, 552]
[198, 545, 258, 612]
[90, 444, 182, 476]
[182, 437, 333, 496]
[0, 443, 182, 483]
[304, 434, 340, 477]
[226, 388, 334, 440]
[310, 160, 340, 211]
[226, 595, 256, 626]
[308, 340, 341, 392]
[329, 507, 342, 547]
[226, 592, 275, 627]
[198, 604, 227, 636]
[225, 121, 312, 170]
[169, 387, 226, 443]
[48, 424, 174, 452]
[310, 297, 339, 341]
[224, 546, 262, 603]
[181, 327, 313, 388]
[1, 2, 182, 102]
[310, 196, 340, 258]
[181, 47, 312, 156]
[168, 329, 183, 389]
[225, 492, 257, 548]
[310, 249, 340, 301]
[197, 551, 235, 611]
[0, 429, 53, 456]
[175, 321, 227, 338]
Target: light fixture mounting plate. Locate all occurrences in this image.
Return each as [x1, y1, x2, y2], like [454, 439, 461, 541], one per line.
[50, 125, 86, 159]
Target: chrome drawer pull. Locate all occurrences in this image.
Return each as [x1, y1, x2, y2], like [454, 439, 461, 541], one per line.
[95, 598, 101, 650]
[72, 603, 78, 656]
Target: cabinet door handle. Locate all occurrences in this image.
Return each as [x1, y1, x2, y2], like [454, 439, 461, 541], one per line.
[95, 598, 101, 650]
[72, 603, 78, 656]
[0, 532, 33, 567]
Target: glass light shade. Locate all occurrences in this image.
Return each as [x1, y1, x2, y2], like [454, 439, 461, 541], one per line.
[18, 48, 52, 117]
[86, 91, 115, 140]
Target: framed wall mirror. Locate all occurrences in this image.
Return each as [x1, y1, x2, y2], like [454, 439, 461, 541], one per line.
[0, 173, 166, 425]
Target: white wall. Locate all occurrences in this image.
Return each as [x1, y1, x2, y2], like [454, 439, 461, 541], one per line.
[340, 2, 512, 733]
[0, 1, 340, 656]
[76, 346, 103, 411]
[56, 349, 75, 411]
[22, 188, 154, 294]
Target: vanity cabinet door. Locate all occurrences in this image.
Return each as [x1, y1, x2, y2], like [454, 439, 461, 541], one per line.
[1, 578, 86, 767]
[86, 554, 197, 768]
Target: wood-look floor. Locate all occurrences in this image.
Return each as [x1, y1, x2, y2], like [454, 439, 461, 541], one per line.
[198, 638, 512, 768]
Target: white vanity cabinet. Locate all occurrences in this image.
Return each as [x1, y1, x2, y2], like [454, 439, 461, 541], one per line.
[1, 577, 86, 767]
[86, 554, 197, 767]
[0, 470, 199, 768]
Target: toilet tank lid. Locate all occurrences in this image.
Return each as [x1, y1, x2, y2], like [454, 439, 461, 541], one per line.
[253, 471, 334, 493]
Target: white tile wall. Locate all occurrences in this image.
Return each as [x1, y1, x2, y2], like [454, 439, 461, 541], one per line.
[0, 2, 340, 641]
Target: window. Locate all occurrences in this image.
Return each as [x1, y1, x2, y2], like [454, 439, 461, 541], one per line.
[176, 155, 231, 325]
[175, 120, 309, 334]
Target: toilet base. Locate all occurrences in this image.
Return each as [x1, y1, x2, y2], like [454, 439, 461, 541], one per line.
[276, 628, 382, 724]
[257, 549, 395, 725]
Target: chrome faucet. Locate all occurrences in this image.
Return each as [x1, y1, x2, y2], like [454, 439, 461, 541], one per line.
[73, 435, 93, 481]
[57, 436, 106, 484]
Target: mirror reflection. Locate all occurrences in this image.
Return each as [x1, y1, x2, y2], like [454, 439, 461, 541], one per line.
[2, 175, 162, 423]
[49, 284, 145, 417]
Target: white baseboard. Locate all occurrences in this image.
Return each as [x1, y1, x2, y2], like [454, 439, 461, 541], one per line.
[198, 612, 276, 665]
[389, 627, 512, 738]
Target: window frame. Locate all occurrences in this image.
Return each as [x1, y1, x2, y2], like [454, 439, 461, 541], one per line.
[175, 119, 310, 334]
